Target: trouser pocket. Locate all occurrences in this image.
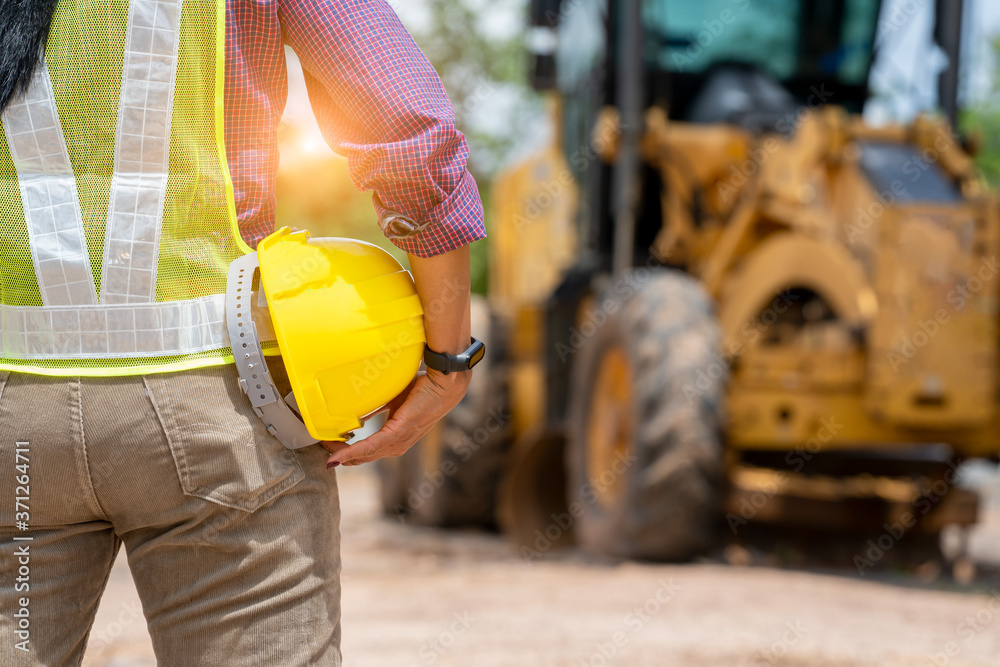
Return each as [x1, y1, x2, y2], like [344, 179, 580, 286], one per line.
[144, 365, 305, 512]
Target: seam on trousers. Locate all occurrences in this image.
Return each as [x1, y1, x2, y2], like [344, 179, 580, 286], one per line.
[0, 371, 9, 402]
[72, 378, 110, 520]
[141, 373, 306, 512]
[73, 534, 123, 667]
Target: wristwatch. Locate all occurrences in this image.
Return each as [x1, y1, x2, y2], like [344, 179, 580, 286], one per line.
[424, 338, 486, 375]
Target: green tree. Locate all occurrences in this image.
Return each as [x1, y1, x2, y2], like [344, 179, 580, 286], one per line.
[962, 36, 1000, 187]
[277, 0, 539, 294]
[400, 0, 538, 179]
[396, 0, 541, 293]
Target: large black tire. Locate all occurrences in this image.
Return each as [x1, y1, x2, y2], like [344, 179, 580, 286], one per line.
[376, 295, 510, 526]
[566, 268, 726, 560]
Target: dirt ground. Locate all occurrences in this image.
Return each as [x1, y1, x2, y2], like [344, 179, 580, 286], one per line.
[83, 464, 1000, 667]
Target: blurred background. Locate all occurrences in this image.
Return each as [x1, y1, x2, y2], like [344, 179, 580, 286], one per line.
[88, 1, 1000, 665]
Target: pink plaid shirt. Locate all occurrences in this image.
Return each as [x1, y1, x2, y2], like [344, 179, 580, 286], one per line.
[225, 0, 486, 257]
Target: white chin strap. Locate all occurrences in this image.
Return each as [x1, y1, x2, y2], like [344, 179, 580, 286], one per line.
[226, 252, 318, 450]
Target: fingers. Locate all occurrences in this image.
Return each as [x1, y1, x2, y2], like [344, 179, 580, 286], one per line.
[320, 441, 351, 457]
[324, 372, 468, 468]
[326, 427, 404, 468]
[327, 396, 431, 467]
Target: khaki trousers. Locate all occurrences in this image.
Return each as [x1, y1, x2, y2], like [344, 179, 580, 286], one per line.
[0, 364, 342, 666]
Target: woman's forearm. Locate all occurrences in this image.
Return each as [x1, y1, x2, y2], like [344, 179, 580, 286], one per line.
[408, 245, 472, 359]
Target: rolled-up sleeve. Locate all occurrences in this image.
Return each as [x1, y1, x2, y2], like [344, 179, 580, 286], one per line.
[279, 0, 486, 257]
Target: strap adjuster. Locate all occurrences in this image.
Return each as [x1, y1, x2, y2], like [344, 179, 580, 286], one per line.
[226, 252, 318, 450]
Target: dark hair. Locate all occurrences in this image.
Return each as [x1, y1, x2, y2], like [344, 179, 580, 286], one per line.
[0, 0, 60, 113]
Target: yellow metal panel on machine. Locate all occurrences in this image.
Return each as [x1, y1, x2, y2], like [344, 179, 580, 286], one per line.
[862, 201, 998, 429]
[490, 143, 579, 310]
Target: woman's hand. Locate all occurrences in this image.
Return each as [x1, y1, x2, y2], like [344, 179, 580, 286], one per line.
[321, 369, 469, 467]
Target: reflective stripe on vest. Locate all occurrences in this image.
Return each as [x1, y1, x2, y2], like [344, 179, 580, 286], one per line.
[101, 0, 184, 305]
[0, 295, 226, 359]
[2, 57, 97, 307]
[0, 0, 246, 367]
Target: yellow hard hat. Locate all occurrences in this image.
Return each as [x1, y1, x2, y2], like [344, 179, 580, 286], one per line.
[227, 227, 425, 447]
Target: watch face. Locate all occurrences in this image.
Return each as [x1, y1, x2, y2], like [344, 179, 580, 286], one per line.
[468, 342, 486, 369]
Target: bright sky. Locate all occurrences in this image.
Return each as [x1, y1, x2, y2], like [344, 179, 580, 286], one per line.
[963, 0, 1000, 100]
[279, 0, 522, 161]
[866, 0, 1000, 123]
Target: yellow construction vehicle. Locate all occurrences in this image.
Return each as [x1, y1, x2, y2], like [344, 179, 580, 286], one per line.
[379, 0, 997, 562]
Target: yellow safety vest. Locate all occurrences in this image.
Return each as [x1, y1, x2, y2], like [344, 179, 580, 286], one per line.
[0, 0, 248, 376]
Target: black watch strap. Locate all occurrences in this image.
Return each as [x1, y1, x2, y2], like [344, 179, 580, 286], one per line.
[424, 337, 485, 375]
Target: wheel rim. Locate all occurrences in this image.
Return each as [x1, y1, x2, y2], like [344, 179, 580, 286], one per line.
[585, 344, 634, 508]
